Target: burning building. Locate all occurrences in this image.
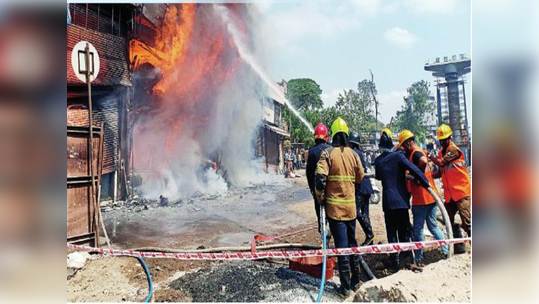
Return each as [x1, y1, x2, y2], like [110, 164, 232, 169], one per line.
[257, 81, 290, 174]
[128, 4, 286, 200]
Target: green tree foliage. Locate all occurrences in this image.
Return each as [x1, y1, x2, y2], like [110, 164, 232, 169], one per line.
[334, 80, 378, 133]
[393, 80, 436, 143]
[286, 78, 324, 111]
[282, 78, 325, 147]
[282, 78, 384, 148]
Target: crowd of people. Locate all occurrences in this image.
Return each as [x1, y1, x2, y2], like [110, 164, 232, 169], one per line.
[284, 148, 306, 175]
[304, 117, 471, 298]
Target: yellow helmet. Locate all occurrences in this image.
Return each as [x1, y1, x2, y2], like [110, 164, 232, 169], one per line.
[398, 130, 415, 147]
[381, 128, 393, 139]
[331, 117, 349, 136]
[437, 124, 452, 140]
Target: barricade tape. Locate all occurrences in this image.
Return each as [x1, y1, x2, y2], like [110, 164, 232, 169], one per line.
[67, 238, 470, 261]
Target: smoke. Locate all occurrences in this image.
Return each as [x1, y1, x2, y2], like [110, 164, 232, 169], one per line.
[216, 5, 314, 133]
[133, 4, 275, 200]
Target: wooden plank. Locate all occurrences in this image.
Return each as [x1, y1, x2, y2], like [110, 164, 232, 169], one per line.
[67, 134, 100, 177]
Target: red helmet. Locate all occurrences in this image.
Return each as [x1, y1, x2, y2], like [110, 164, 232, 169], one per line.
[314, 123, 329, 141]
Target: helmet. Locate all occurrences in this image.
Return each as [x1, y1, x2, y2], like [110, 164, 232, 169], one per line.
[379, 132, 393, 149]
[437, 124, 452, 140]
[314, 123, 329, 141]
[349, 131, 360, 146]
[381, 128, 393, 139]
[331, 117, 349, 136]
[398, 130, 415, 147]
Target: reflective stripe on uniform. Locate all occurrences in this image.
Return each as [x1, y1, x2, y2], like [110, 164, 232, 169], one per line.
[327, 175, 355, 182]
[326, 197, 355, 205]
[445, 161, 466, 171]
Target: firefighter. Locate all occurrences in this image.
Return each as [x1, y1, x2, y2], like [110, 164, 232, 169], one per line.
[348, 131, 375, 245]
[430, 124, 471, 240]
[381, 127, 397, 151]
[315, 118, 364, 297]
[306, 123, 331, 239]
[375, 130, 430, 271]
[398, 130, 448, 266]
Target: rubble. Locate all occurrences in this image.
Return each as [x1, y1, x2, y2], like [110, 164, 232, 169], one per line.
[354, 253, 471, 302]
[67, 252, 92, 270]
[67, 252, 92, 280]
[170, 261, 343, 302]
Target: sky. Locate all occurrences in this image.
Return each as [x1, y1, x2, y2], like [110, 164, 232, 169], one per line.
[256, 0, 472, 124]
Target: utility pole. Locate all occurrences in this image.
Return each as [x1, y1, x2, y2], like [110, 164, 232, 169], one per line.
[369, 69, 379, 132]
[85, 43, 99, 248]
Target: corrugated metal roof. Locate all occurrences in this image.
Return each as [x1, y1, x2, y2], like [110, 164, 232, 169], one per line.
[67, 25, 131, 87]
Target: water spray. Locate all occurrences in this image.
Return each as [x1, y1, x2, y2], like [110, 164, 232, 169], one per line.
[216, 5, 314, 133]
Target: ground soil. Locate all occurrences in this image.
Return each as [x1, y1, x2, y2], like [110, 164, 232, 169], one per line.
[67, 170, 471, 302]
[354, 253, 471, 302]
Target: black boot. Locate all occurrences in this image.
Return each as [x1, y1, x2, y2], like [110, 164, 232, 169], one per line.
[453, 224, 466, 254]
[357, 198, 375, 245]
[337, 256, 353, 298]
[350, 255, 361, 291]
[390, 254, 400, 272]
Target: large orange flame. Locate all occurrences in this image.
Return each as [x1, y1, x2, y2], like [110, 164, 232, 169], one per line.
[131, 4, 248, 177]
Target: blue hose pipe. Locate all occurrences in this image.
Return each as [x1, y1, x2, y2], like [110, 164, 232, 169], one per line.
[315, 206, 327, 303]
[135, 256, 153, 303]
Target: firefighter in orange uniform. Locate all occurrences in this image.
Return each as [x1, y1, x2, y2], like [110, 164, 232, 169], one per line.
[399, 130, 448, 265]
[430, 124, 471, 239]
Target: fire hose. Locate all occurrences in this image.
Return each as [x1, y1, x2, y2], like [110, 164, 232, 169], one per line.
[364, 173, 454, 258]
[427, 186, 453, 258]
[315, 204, 327, 303]
[134, 256, 153, 303]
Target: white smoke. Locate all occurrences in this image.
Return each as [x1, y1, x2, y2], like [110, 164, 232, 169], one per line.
[216, 4, 314, 133]
[134, 4, 277, 200]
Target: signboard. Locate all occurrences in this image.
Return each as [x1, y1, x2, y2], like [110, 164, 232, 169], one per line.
[71, 41, 100, 83]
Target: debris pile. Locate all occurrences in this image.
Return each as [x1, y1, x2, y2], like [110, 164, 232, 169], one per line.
[354, 253, 471, 302]
[170, 261, 343, 302]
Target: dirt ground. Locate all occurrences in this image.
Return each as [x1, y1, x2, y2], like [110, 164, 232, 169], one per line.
[355, 253, 471, 302]
[67, 170, 471, 302]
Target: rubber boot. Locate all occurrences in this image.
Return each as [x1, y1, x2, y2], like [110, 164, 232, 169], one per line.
[390, 254, 400, 272]
[453, 224, 466, 254]
[337, 256, 353, 298]
[358, 215, 374, 243]
[357, 197, 375, 245]
[350, 255, 361, 291]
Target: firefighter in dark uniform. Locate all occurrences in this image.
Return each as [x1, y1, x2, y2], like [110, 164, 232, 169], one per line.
[348, 131, 375, 245]
[306, 123, 330, 237]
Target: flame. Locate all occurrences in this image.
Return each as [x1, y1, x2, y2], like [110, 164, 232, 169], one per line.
[131, 4, 250, 185]
[153, 4, 196, 94]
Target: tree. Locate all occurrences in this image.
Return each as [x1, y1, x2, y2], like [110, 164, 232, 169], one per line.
[286, 78, 324, 111]
[334, 79, 377, 133]
[393, 80, 436, 143]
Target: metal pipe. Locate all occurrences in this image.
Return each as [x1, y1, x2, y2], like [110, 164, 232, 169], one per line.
[85, 43, 99, 247]
[358, 255, 376, 280]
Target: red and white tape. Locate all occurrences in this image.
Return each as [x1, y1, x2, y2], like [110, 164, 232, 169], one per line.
[67, 238, 470, 261]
